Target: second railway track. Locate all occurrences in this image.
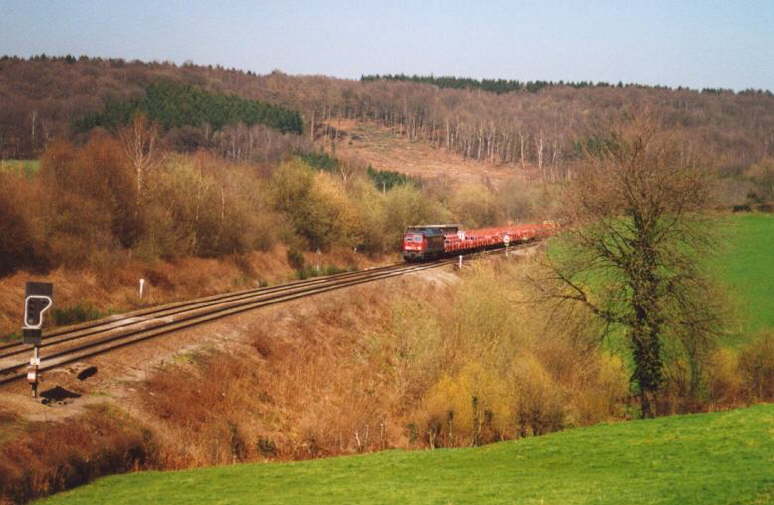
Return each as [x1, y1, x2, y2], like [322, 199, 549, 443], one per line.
[0, 244, 532, 385]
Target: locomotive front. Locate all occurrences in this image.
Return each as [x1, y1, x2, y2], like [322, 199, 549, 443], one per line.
[402, 231, 426, 261]
[402, 224, 461, 262]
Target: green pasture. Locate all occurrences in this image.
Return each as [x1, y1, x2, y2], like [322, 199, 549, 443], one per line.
[36, 404, 773, 505]
[0, 159, 40, 177]
[548, 213, 773, 348]
[710, 213, 774, 342]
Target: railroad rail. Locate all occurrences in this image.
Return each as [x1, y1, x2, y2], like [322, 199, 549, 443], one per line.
[0, 244, 534, 385]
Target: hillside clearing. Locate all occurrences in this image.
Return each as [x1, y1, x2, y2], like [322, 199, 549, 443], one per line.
[324, 120, 527, 186]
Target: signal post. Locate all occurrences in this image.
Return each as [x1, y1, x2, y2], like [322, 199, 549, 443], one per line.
[22, 282, 53, 398]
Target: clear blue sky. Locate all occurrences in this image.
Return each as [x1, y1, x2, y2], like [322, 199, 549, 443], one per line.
[1, 0, 772, 90]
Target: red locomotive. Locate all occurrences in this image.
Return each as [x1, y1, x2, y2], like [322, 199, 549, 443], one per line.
[402, 222, 556, 261]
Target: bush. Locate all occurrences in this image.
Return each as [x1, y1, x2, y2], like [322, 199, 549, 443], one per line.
[0, 173, 46, 275]
[449, 184, 500, 228]
[51, 303, 104, 326]
[295, 264, 351, 280]
[0, 406, 153, 505]
[286, 248, 305, 271]
[738, 333, 774, 401]
[271, 160, 357, 251]
[707, 348, 743, 406]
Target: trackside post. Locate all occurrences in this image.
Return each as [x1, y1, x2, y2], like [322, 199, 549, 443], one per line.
[22, 281, 53, 398]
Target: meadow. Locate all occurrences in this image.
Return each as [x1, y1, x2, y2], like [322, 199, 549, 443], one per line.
[0, 159, 39, 177]
[549, 213, 773, 350]
[35, 404, 773, 505]
[712, 213, 774, 342]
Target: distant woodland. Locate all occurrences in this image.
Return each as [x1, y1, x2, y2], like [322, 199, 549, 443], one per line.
[1, 55, 772, 277]
[2, 55, 773, 182]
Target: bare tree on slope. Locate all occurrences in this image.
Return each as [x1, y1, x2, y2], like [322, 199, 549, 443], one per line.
[540, 112, 724, 418]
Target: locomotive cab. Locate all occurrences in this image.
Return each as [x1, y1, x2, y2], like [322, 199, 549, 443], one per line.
[402, 232, 426, 261]
[402, 224, 462, 261]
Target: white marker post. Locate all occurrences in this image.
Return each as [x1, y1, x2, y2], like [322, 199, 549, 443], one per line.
[503, 233, 510, 257]
[139, 278, 145, 299]
[458, 254, 463, 269]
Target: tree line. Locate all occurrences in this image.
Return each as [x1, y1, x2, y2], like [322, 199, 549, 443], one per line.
[1, 116, 546, 277]
[74, 80, 303, 135]
[1, 55, 772, 199]
[361, 73, 774, 96]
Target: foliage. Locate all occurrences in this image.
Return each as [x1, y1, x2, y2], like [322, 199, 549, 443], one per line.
[544, 114, 724, 417]
[0, 172, 47, 275]
[285, 248, 305, 271]
[295, 264, 352, 280]
[74, 80, 303, 134]
[448, 184, 500, 228]
[0, 159, 40, 177]
[366, 165, 419, 191]
[743, 157, 774, 203]
[51, 303, 104, 326]
[295, 151, 419, 191]
[295, 151, 340, 173]
[0, 406, 152, 505]
[33, 405, 774, 505]
[2, 56, 773, 190]
[270, 159, 357, 251]
[363, 73, 644, 94]
[737, 332, 774, 401]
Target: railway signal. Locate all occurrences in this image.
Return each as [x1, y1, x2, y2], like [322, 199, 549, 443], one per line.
[22, 281, 53, 398]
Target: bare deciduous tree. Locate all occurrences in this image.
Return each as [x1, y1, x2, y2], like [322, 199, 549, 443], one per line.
[118, 113, 161, 216]
[539, 113, 724, 418]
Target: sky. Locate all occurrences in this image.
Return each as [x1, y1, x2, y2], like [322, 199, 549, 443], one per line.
[1, 0, 773, 91]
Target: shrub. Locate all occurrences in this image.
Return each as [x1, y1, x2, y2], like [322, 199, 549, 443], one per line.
[0, 406, 153, 505]
[0, 173, 46, 275]
[271, 160, 357, 250]
[286, 247, 305, 271]
[449, 184, 500, 228]
[738, 333, 774, 401]
[51, 303, 104, 326]
[707, 348, 743, 406]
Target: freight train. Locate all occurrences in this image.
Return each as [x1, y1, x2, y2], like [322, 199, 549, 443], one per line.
[402, 222, 556, 261]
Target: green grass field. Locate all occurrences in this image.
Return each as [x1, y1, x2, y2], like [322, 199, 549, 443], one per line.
[0, 159, 40, 177]
[36, 404, 773, 505]
[549, 213, 773, 349]
[711, 213, 774, 343]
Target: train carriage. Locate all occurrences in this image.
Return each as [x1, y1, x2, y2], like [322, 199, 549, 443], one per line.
[402, 222, 556, 261]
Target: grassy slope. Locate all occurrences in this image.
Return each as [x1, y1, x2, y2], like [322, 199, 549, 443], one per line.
[0, 159, 40, 176]
[37, 404, 773, 505]
[551, 213, 773, 351]
[711, 214, 774, 343]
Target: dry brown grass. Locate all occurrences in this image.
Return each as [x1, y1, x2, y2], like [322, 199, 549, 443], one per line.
[137, 283, 405, 467]
[0, 245, 383, 339]
[132, 259, 632, 464]
[0, 405, 151, 505]
[1, 256, 769, 504]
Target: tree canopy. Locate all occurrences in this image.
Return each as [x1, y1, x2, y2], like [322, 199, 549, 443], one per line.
[74, 81, 303, 134]
[543, 113, 725, 417]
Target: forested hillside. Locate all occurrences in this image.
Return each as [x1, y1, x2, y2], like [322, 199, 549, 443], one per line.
[74, 80, 303, 134]
[2, 55, 773, 188]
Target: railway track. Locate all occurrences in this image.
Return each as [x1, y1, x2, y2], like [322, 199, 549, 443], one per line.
[0, 244, 532, 385]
